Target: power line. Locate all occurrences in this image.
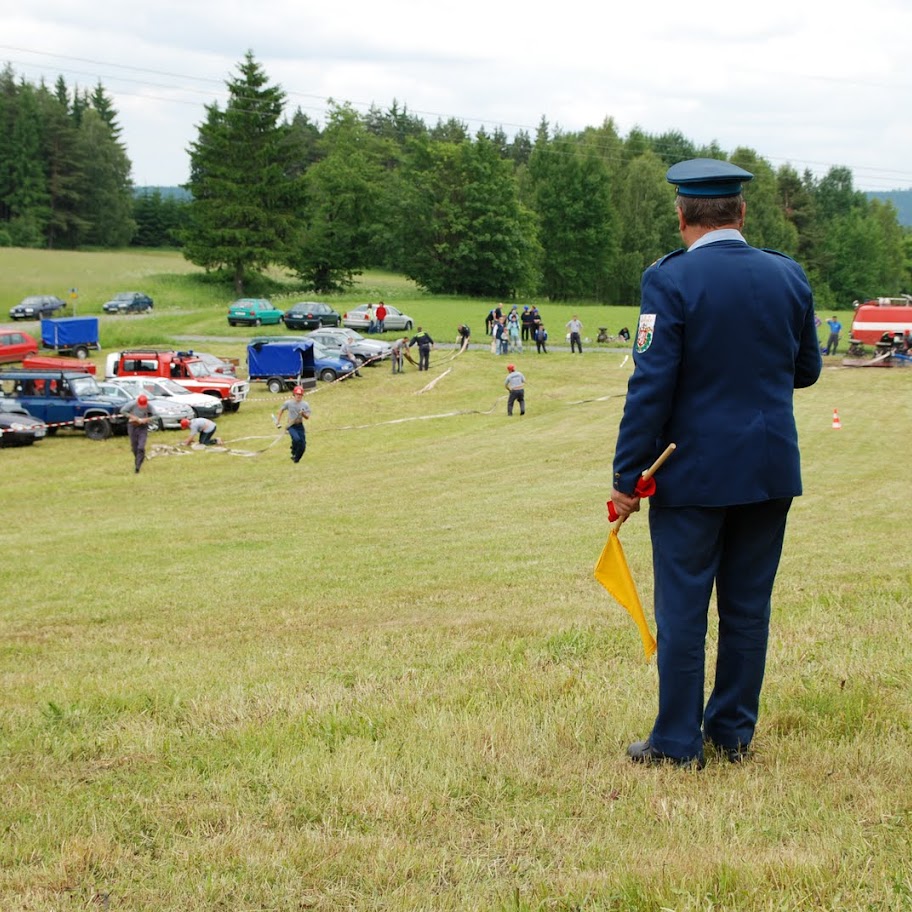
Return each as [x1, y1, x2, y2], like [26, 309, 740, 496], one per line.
[4, 45, 912, 189]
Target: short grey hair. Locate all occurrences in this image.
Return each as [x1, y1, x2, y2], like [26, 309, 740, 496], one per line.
[676, 194, 744, 229]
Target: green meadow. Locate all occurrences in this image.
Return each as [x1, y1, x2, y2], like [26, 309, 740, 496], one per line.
[1, 249, 910, 911]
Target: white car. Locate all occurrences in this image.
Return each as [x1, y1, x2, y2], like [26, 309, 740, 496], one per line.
[341, 304, 413, 332]
[97, 382, 194, 430]
[307, 327, 391, 365]
[105, 376, 224, 419]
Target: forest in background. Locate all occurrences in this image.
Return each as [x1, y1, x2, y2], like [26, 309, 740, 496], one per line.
[2, 55, 910, 308]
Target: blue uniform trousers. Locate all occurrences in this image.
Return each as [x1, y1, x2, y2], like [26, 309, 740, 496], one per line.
[287, 423, 306, 462]
[648, 498, 792, 760]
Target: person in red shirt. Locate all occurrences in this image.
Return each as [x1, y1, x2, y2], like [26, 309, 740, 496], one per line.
[376, 301, 388, 333]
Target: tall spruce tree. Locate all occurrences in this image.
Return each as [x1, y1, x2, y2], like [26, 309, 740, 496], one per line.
[183, 51, 296, 294]
[75, 107, 134, 246]
[7, 82, 50, 247]
[37, 81, 87, 248]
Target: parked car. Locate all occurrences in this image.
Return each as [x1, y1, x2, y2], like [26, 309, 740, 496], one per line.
[108, 350, 248, 411]
[0, 369, 127, 439]
[105, 376, 223, 419]
[102, 292, 154, 314]
[283, 302, 342, 330]
[311, 341, 357, 382]
[9, 295, 67, 321]
[0, 330, 39, 364]
[180, 350, 238, 377]
[0, 398, 46, 446]
[96, 382, 194, 430]
[307, 327, 391, 365]
[227, 298, 284, 327]
[342, 304, 413, 332]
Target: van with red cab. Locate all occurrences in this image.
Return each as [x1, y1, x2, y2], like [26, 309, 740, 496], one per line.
[108, 349, 249, 411]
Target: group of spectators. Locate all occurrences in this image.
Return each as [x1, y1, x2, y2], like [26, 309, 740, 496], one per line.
[485, 304, 550, 354]
[363, 302, 388, 334]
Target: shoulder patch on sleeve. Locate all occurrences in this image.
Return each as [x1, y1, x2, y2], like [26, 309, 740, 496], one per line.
[635, 314, 656, 353]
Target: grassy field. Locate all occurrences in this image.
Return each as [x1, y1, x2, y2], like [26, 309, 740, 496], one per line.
[1, 250, 910, 910]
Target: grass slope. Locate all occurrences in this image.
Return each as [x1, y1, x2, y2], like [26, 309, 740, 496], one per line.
[1, 250, 910, 911]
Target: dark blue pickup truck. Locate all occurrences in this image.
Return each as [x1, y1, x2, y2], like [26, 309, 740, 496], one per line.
[0, 368, 127, 439]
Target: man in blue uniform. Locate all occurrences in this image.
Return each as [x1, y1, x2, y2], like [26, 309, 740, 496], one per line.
[611, 158, 822, 769]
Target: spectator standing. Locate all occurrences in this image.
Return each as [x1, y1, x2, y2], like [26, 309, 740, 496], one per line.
[491, 317, 504, 354]
[567, 315, 584, 353]
[507, 310, 522, 352]
[611, 158, 821, 769]
[121, 393, 153, 474]
[520, 305, 535, 342]
[825, 315, 842, 355]
[504, 364, 526, 416]
[529, 306, 542, 339]
[275, 386, 311, 463]
[534, 324, 549, 353]
[376, 301, 388, 333]
[508, 317, 522, 352]
[365, 303, 376, 334]
[485, 308, 496, 335]
[409, 327, 434, 371]
[180, 416, 222, 447]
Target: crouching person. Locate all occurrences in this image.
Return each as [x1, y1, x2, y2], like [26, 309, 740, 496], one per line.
[180, 416, 222, 446]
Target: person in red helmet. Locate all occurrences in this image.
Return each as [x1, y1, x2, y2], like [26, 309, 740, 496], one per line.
[504, 363, 526, 416]
[120, 391, 153, 473]
[179, 415, 221, 447]
[275, 385, 311, 463]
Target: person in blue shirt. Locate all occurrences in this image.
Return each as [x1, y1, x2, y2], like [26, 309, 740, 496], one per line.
[611, 158, 822, 769]
[825, 316, 842, 354]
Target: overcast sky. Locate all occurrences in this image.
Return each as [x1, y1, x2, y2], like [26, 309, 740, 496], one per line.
[4, 0, 912, 191]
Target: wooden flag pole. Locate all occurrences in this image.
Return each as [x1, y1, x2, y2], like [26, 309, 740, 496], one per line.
[609, 442, 677, 531]
[642, 442, 676, 481]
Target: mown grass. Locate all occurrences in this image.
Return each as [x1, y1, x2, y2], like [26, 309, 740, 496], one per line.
[1, 247, 853, 352]
[1, 250, 910, 910]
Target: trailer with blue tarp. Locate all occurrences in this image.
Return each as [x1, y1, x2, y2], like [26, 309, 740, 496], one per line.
[40, 317, 100, 359]
[246, 340, 317, 393]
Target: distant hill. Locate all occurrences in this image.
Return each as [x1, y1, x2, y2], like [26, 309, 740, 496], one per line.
[134, 185, 191, 201]
[866, 189, 912, 226]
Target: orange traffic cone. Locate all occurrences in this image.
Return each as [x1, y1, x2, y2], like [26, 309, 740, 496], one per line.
[831, 408, 842, 430]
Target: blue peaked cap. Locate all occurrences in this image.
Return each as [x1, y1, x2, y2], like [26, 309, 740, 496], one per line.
[666, 158, 754, 197]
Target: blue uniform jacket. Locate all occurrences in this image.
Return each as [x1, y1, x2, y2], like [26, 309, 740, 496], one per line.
[613, 239, 822, 507]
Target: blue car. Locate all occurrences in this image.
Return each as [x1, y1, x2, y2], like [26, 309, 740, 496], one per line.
[310, 341, 357, 382]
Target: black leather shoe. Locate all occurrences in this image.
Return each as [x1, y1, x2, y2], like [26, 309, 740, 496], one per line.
[627, 739, 705, 770]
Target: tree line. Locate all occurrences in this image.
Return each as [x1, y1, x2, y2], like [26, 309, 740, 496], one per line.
[0, 65, 134, 249]
[3, 56, 910, 308]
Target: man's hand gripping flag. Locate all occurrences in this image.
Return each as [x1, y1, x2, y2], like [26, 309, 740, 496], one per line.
[594, 444, 676, 660]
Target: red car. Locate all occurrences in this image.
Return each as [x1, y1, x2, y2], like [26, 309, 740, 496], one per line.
[0, 330, 38, 364]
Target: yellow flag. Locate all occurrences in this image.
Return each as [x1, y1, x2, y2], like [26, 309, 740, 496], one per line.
[594, 529, 657, 660]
